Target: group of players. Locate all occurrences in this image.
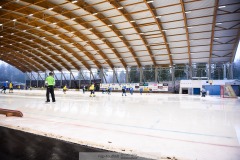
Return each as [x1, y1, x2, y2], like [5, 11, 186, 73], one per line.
[1, 82, 14, 94]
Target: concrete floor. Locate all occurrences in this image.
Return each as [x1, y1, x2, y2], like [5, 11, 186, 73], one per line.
[0, 89, 240, 160]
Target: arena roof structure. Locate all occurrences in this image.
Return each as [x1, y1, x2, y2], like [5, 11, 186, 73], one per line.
[0, 0, 239, 72]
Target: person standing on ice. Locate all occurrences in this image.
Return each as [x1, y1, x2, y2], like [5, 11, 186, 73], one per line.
[45, 72, 56, 103]
[1, 85, 6, 94]
[139, 87, 143, 95]
[129, 87, 134, 95]
[89, 83, 95, 97]
[63, 85, 67, 94]
[9, 82, 13, 93]
[107, 85, 112, 95]
[122, 85, 127, 96]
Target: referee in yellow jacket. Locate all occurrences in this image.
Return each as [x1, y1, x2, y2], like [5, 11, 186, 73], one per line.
[45, 72, 56, 102]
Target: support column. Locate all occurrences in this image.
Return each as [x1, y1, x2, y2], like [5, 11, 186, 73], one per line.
[113, 68, 116, 83]
[155, 67, 158, 82]
[60, 71, 63, 87]
[69, 71, 71, 88]
[37, 72, 39, 88]
[30, 72, 32, 88]
[171, 67, 175, 82]
[229, 63, 233, 79]
[125, 68, 129, 83]
[208, 63, 211, 80]
[189, 65, 192, 79]
[113, 68, 119, 83]
[171, 67, 175, 93]
[223, 64, 226, 79]
[90, 69, 92, 84]
[112, 68, 115, 83]
[139, 67, 143, 83]
[100, 68, 104, 83]
[79, 70, 81, 89]
[185, 65, 189, 80]
[25, 72, 27, 90]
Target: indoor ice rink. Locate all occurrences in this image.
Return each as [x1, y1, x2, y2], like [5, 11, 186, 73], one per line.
[0, 0, 240, 160]
[0, 90, 240, 160]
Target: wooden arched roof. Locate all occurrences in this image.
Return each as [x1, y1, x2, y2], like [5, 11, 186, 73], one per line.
[0, 0, 239, 72]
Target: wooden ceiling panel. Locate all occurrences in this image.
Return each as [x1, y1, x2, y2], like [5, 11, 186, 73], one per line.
[0, 0, 238, 72]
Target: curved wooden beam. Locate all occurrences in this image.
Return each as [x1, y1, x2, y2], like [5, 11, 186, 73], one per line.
[180, 0, 191, 65]
[12, 0, 108, 69]
[109, 0, 157, 66]
[0, 26, 66, 71]
[1, 38, 54, 71]
[144, 0, 173, 66]
[0, 54, 30, 72]
[209, 0, 219, 64]
[72, 0, 140, 67]
[0, 8, 90, 70]
[1, 42, 45, 72]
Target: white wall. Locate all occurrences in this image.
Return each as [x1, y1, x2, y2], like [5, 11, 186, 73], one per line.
[179, 80, 236, 94]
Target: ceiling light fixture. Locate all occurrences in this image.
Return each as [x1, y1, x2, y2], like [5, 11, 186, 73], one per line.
[0, 6, 2, 9]
[185, 11, 191, 14]
[92, 13, 98, 16]
[72, 0, 78, 3]
[36, 26, 40, 29]
[29, 14, 33, 16]
[218, 6, 226, 9]
[0, 36, 3, 38]
[48, 7, 53, 10]
[23, 30, 26, 32]
[130, 20, 135, 23]
[147, 0, 154, 3]
[71, 18, 76, 20]
[11, 33, 14, 35]
[0, 24, 2, 26]
[13, 19, 17, 21]
[118, 6, 123, 9]
[52, 22, 57, 25]
[108, 24, 112, 27]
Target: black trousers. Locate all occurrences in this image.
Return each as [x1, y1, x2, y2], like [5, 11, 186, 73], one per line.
[46, 86, 55, 102]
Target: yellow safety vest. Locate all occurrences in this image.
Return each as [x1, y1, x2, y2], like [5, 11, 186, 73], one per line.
[89, 84, 94, 90]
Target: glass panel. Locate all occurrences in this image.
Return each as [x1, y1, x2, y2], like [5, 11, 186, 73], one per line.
[115, 68, 127, 83]
[211, 63, 224, 80]
[174, 65, 188, 80]
[233, 61, 240, 80]
[129, 67, 140, 83]
[143, 67, 155, 82]
[91, 69, 101, 81]
[103, 68, 113, 83]
[192, 63, 208, 78]
[158, 67, 171, 82]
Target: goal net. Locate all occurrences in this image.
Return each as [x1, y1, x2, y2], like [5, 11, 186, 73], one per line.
[220, 85, 237, 98]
